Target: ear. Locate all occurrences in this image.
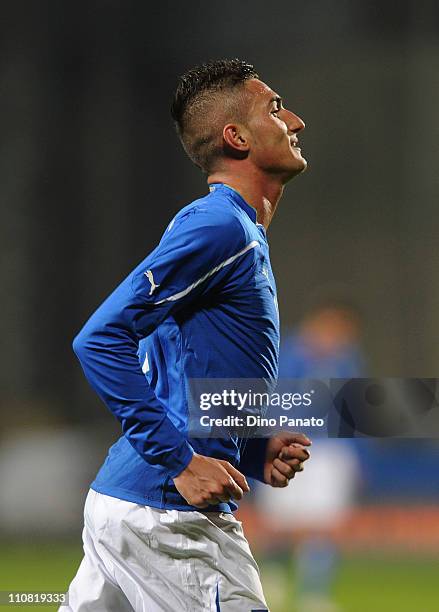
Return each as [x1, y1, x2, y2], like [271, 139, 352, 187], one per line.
[223, 124, 250, 153]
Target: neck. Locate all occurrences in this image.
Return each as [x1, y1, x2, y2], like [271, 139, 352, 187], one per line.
[207, 168, 284, 229]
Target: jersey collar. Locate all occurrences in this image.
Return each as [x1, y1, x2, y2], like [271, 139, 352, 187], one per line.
[208, 183, 258, 224]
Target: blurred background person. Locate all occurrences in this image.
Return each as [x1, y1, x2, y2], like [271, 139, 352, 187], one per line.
[256, 296, 365, 612]
[279, 297, 365, 379]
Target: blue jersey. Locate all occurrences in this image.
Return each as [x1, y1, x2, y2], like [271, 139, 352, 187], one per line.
[73, 183, 280, 512]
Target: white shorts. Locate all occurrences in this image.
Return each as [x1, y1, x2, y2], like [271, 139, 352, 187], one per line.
[60, 490, 268, 612]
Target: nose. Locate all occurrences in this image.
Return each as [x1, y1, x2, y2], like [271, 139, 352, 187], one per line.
[285, 109, 305, 133]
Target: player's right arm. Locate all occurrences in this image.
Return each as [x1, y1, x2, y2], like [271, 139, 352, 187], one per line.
[73, 205, 251, 506]
[173, 454, 250, 508]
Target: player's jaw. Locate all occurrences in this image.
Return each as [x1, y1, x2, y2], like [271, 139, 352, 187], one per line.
[262, 132, 307, 182]
[248, 141, 304, 184]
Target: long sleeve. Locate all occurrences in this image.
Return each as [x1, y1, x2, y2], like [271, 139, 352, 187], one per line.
[238, 437, 269, 483]
[73, 205, 247, 478]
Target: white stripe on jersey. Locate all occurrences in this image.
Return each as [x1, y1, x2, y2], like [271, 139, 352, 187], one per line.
[152, 240, 260, 305]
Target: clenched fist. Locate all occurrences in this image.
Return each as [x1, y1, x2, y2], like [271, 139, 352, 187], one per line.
[174, 453, 250, 508]
[264, 432, 311, 487]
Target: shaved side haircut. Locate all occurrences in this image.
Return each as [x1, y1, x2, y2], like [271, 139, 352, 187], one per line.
[171, 59, 259, 173]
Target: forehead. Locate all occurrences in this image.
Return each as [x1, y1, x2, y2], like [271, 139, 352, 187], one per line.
[244, 78, 278, 104]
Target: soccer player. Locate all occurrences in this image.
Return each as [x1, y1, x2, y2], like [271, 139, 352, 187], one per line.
[62, 59, 311, 611]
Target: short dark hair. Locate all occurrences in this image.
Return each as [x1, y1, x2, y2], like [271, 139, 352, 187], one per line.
[171, 59, 259, 173]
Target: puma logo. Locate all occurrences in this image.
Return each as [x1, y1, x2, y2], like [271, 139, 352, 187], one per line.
[144, 269, 160, 296]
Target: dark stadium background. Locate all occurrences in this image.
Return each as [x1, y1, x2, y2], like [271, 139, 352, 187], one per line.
[1, 2, 438, 611]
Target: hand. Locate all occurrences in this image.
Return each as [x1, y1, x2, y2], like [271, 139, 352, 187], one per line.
[263, 432, 311, 487]
[173, 453, 250, 508]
